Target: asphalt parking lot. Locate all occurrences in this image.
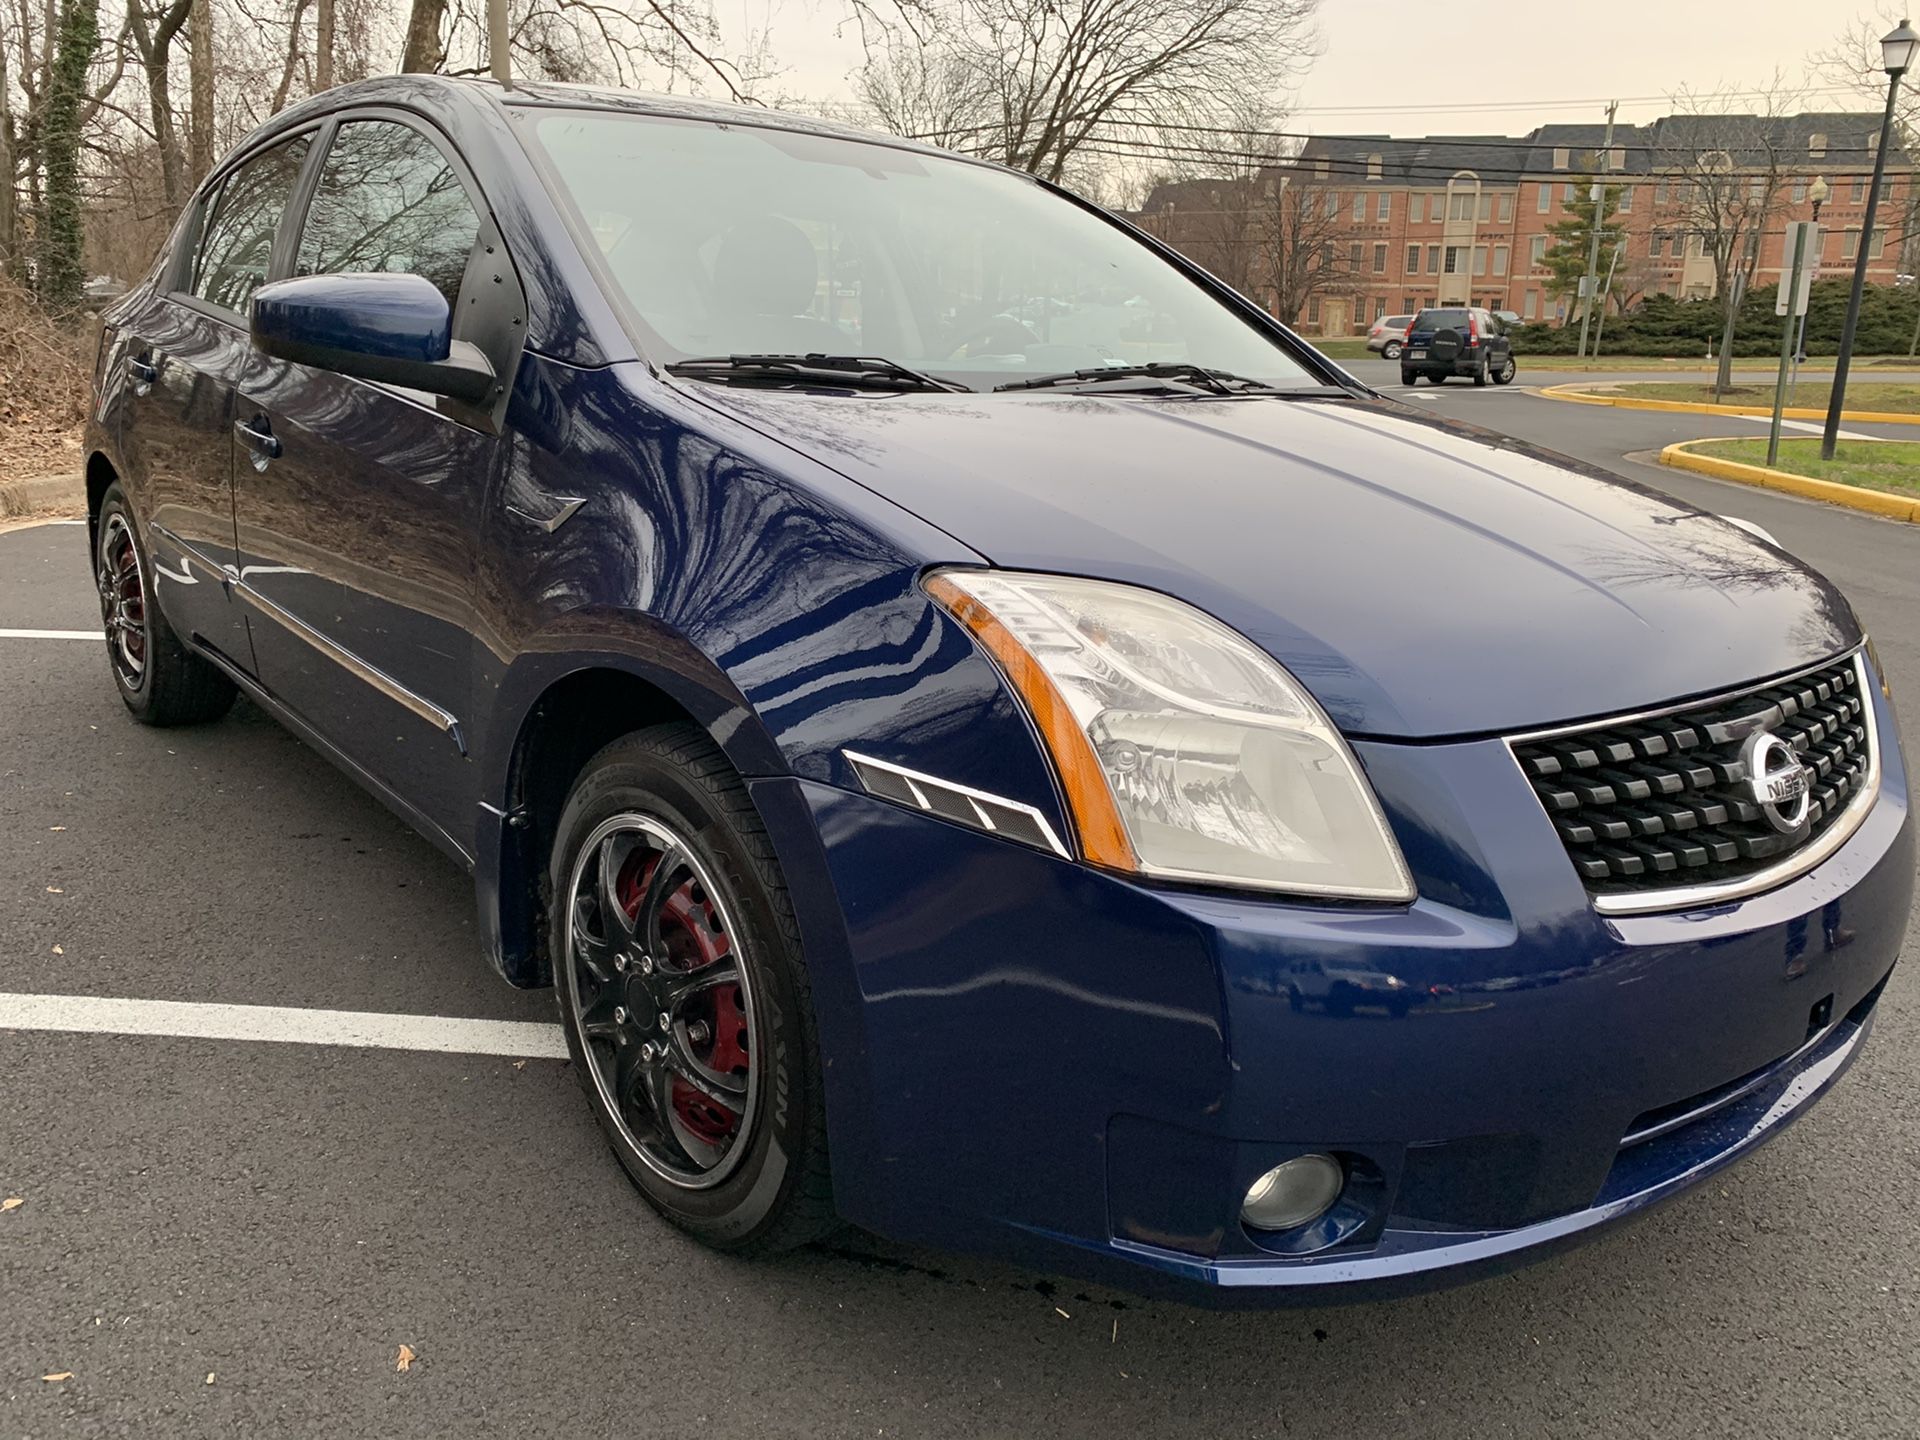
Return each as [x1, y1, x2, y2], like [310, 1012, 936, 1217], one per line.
[3, 383, 1919, 1437]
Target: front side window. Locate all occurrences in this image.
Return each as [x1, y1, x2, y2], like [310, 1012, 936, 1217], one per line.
[295, 120, 482, 311]
[191, 133, 313, 313]
[526, 112, 1321, 389]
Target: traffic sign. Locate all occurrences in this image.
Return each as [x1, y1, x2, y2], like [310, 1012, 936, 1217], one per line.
[1776, 222, 1819, 316]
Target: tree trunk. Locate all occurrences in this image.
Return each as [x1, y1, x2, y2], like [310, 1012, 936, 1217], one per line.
[0, 37, 16, 279]
[127, 0, 192, 209]
[315, 0, 334, 88]
[399, 0, 445, 72]
[38, 0, 101, 307]
[188, 0, 214, 181]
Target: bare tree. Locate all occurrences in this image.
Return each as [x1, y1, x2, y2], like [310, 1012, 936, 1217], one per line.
[856, 0, 1317, 183]
[1651, 80, 1801, 396]
[187, 0, 210, 176]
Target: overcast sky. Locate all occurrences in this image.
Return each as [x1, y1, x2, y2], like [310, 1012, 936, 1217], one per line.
[741, 0, 1895, 136]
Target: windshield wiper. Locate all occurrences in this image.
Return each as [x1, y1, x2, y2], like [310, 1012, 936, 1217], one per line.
[666, 353, 971, 394]
[995, 362, 1288, 395]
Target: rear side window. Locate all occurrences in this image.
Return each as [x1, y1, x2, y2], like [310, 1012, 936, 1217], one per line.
[294, 120, 481, 312]
[191, 133, 313, 313]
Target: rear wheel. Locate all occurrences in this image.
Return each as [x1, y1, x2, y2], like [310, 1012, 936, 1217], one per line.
[550, 724, 834, 1253]
[1472, 354, 1490, 386]
[1401, 371, 1417, 386]
[1382, 341, 1403, 360]
[95, 484, 235, 726]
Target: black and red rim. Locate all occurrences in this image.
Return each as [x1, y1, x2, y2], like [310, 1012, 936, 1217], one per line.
[564, 814, 759, 1189]
[97, 512, 148, 689]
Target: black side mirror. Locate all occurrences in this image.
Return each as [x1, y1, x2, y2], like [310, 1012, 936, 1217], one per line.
[250, 272, 496, 403]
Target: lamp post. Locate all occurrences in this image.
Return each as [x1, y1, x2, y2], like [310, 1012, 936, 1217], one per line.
[1821, 17, 1920, 460]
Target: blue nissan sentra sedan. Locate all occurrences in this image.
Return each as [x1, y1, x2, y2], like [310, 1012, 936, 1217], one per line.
[85, 75, 1911, 1303]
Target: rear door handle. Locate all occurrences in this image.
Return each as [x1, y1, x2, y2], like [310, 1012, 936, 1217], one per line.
[235, 416, 282, 463]
[129, 357, 159, 383]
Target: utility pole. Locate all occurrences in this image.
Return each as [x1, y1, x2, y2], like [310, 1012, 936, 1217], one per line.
[487, 0, 512, 87]
[1576, 100, 1618, 360]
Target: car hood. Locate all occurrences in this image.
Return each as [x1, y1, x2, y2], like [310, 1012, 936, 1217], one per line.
[692, 387, 1859, 738]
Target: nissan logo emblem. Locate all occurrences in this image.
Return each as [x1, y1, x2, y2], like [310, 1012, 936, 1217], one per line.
[1739, 731, 1813, 834]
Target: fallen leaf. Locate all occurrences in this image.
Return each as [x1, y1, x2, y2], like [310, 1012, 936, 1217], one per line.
[206, 1372, 216, 1385]
[49, 826, 66, 832]
[52, 945, 64, 955]
[46, 887, 63, 894]
[511, 1060, 527, 1071]
[42, 1372, 72, 1383]
[1, 1197, 22, 1212]
[1054, 1307, 1070, 1319]
[395, 1344, 416, 1373]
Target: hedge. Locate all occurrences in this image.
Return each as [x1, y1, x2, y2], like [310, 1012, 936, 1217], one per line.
[1509, 278, 1920, 358]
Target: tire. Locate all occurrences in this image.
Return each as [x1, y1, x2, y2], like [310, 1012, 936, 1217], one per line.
[1429, 372, 1446, 385]
[1382, 341, 1403, 359]
[1494, 356, 1517, 385]
[1401, 370, 1417, 386]
[549, 723, 835, 1254]
[95, 483, 236, 726]
[1472, 355, 1489, 387]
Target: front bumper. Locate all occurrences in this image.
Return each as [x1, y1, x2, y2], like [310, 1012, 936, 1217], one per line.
[749, 675, 1911, 1304]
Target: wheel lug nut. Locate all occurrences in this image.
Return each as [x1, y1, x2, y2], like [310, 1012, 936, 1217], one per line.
[687, 1021, 711, 1046]
[657, 1011, 671, 1032]
[637, 956, 654, 975]
[613, 953, 627, 973]
[613, 1006, 627, 1024]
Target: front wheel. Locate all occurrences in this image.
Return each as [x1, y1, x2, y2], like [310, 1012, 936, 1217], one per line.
[550, 724, 835, 1253]
[95, 483, 236, 726]
[1494, 356, 1517, 385]
[1382, 341, 1403, 359]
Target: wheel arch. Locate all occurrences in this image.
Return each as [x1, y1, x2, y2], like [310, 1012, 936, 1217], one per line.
[85, 450, 119, 547]
[477, 655, 787, 988]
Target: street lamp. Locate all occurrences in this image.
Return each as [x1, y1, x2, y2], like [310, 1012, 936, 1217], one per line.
[1809, 174, 1829, 221]
[1822, 17, 1920, 459]
[1795, 178, 1828, 364]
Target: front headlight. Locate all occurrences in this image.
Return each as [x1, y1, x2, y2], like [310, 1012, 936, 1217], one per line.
[926, 569, 1414, 901]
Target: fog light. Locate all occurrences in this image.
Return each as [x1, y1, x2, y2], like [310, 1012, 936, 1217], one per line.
[1241, 1154, 1344, 1232]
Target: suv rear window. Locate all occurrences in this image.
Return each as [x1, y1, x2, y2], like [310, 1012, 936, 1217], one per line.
[1414, 309, 1470, 331]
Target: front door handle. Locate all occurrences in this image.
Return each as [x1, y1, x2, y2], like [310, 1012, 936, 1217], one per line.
[235, 415, 282, 465]
[129, 356, 159, 383]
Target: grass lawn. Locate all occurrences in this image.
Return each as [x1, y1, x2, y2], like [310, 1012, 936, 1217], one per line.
[1689, 438, 1920, 497]
[1605, 381, 1920, 412]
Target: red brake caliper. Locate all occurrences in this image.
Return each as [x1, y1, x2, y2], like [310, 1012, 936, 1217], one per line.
[624, 855, 746, 1149]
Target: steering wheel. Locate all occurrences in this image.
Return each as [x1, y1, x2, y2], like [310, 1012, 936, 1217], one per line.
[939, 310, 1042, 360]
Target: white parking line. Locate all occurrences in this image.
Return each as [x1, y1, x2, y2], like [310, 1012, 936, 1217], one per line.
[0, 991, 568, 1059]
[0, 628, 102, 640]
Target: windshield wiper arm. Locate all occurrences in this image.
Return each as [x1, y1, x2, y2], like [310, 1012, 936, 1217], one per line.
[666, 353, 970, 394]
[994, 362, 1278, 395]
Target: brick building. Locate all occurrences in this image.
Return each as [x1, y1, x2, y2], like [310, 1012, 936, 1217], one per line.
[1132, 113, 1912, 335]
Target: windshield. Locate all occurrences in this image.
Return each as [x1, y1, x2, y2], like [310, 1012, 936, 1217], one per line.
[523, 110, 1322, 392]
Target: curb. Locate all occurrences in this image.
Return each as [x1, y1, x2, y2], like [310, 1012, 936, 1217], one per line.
[1540, 383, 1920, 426]
[1658, 439, 1920, 523]
[0, 472, 83, 519]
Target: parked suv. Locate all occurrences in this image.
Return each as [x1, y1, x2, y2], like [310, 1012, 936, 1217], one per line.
[1366, 313, 1414, 359]
[1400, 306, 1516, 385]
[84, 76, 1909, 1305]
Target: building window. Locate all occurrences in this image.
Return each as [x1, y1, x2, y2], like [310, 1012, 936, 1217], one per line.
[1472, 245, 1487, 275]
[1530, 235, 1547, 266]
[1497, 193, 1513, 222]
[1376, 192, 1390, 221]
[1325, 191, 1340, 218]
[1315, 159, 1330, 179]
[1405, 243, 1420, 273]
[1449, 191, 1473, 222]
[1374, 296, 1387, 320]
[1655, 179, 1669, 205]
[1443, 245, 1465, 274]
[1562, 182, 1575, 203]
[1409, 194, 1424, 224]
[1747, 177, 1765, 202]
[1792, 179, 1806, 203]
[1426, 244, 1441, 273]
[1607, 145, 1625, 171]
[1852, 177, 1868, 203]
[1353, 192, 1366, 222]
[1522, 289, 1538, 319]
[1307, 295, 1321, 324]
[1843, 229, 1860, 260]
[1367, 153, 1383, 181]
[1373, 242, 1388, 273]
[1478, 193, 1492, 223]
[1650, 232, 1664, 258]
[1493, 245, 1508, 276]
[1873, 229, 1886, 258]
[1809, 132, 1827, 159]
[1553, 147, 1569, 170]
[1537, 184, 1551, 214]
[1350, 242, 1364, 270]
[1617, 185, 1633, 212]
